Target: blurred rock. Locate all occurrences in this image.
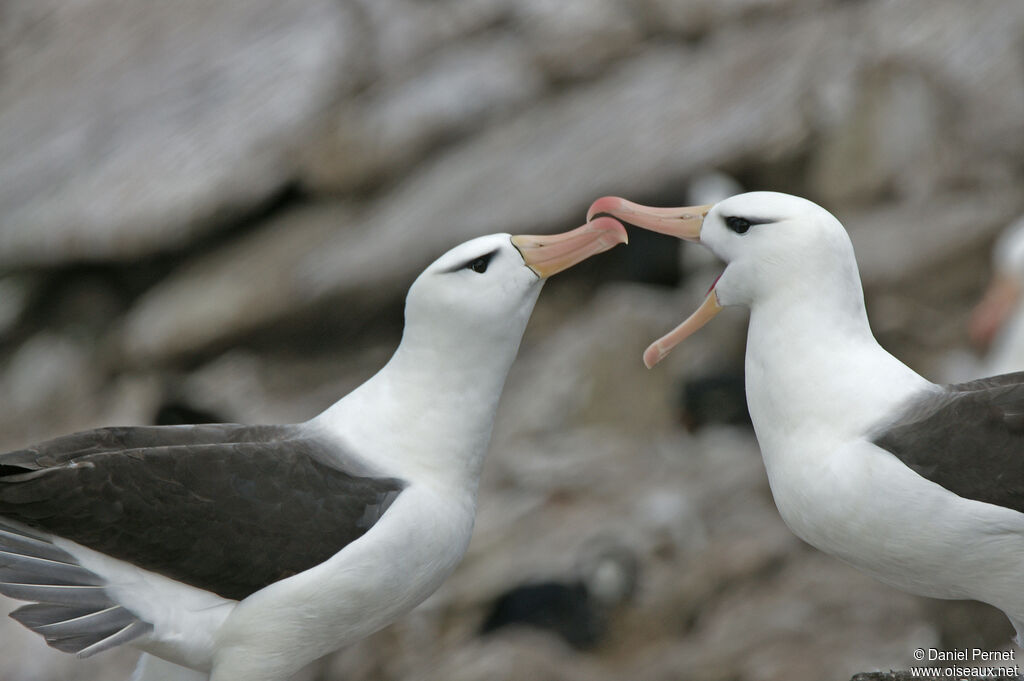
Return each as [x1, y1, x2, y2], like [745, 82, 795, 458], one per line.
[812, 64, 947, 205]
[866, 0, 1024, 163]
[634, 0, 831, 37]
[0, 0, 356, 266]
[844, 190, 1024, 287]
[2, 0, 1024, 679]
[0, 334, 101, 443]
[0, 275, 37, 339]
[116, 202, 359, 364]
[347, 0, 510, 78]
[510, 0, 643, 80]
[300, 35, 544, 193]
[415, 633, 618, 681]
[302, 25, 819, 298]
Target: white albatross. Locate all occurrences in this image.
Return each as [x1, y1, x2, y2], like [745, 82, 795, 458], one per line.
[970, 215, 1024, 376]
[590, 191, 1024, 643]
[0, 218, 628, 681]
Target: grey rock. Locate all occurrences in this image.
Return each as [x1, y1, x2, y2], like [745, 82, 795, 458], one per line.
[864, 0, 1024, 161]
[809, 1, 1024, 206]
[811, 64, 949, 205]
[347, 0, 510, 78]
[0, 334, 101, 442]
[634, 0, 832, 37]
[416, 633, 618, 681]
[0, 275, 38, 339]
[2, 2, 1023, 680]
[300, 35, 545, 193]
[844, 190, 1024, 288]
[302, 22, 821, 298]
[115, 202, 359, 364]
[0, 334, 162, 452]
[510, 0, 644, 80]
[0, 0, 356, 266]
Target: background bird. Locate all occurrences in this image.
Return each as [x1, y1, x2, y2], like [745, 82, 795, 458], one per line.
[479, 537, 639, 650]
[969, 215, 1024, 376]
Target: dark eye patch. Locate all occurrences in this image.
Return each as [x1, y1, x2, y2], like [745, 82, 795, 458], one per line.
[724, 216, 772, 234]
[468, 255, 490, 273]
[446, 249, 497, 274]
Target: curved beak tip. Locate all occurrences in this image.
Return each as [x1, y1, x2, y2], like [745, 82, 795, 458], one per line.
[642, 289, 723, 369]
[587, 196, 624, 223]
[588, 215, 629, 246]
[512, 217, 628, 279]
[586, 196, 710, 243]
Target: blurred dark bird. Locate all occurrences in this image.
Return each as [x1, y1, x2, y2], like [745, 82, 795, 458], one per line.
[0, 220, 627, 681]
[153, 400, 225, 426]
[679, 371, 750, 433]
[591, 191, 1024, 645]
[480, 540, 639, 650]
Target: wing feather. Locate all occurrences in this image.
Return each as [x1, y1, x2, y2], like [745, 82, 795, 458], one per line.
[872, 373, 1024, 513]
[0, 424, 406, 601]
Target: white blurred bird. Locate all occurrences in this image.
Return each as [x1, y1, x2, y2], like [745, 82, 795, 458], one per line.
[970, 215, 1024, 376]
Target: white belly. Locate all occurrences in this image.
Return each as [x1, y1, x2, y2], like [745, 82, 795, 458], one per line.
[764, 436, 1024, 611]
[65, 482, 474, 680]
[208, 483, 474, 680]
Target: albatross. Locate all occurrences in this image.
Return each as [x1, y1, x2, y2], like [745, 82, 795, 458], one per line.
[970, 214, 1024, 376]
[0, 217, 627, 681]
[590, 191, 1024, 643]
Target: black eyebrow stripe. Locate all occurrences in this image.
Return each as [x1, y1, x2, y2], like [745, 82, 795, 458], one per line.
[440, 249, 499, 274]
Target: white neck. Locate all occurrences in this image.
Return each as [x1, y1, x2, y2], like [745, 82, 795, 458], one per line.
[743, 277, 931, 469]
[308, 326, 524, 495]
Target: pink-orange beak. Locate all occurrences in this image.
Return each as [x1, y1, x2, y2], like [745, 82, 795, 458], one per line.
[587, 196, 721, 368]
[642, 286, 723, 369]
[969, 273, 1021, 350]
[512, 216, 628, 279]
[587, 196, 711, 243]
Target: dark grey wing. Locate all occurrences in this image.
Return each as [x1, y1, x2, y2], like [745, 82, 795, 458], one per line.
[0, 423, 291, 471]
[872, 372, 1024, 514]
[0, 424, 406, 601]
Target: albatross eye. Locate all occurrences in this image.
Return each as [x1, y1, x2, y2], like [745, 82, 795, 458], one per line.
[725, 216, 752, 234]
[467, 254, 493, 274]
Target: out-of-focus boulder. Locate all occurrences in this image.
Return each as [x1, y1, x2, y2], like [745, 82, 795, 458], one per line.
[0, 0, 357, 266]
[300, 35, 545, 193]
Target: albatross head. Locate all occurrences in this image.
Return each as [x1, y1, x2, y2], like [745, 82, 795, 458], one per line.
[588, 191, 861, 367]
[402, 217, 628, 367]
[317, 218, 627, 485]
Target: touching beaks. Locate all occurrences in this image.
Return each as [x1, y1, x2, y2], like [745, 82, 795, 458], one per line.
[587, 197, 711, 243]
[512, 216, 628, 279]
[585, 196, 720, 368]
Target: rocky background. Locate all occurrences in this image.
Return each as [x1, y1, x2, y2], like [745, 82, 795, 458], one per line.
[1, 0, 1024, 679]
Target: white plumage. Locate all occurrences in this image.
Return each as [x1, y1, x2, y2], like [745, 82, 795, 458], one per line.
[0, 220, 627, 680]
[591, 191, 1024, 644]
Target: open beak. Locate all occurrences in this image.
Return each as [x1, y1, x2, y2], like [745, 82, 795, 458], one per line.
[587, 196, 721, 368]
[969, 273, 1020, 350]
[512, 216, 628, 279]
[587, 197, 711, 243]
